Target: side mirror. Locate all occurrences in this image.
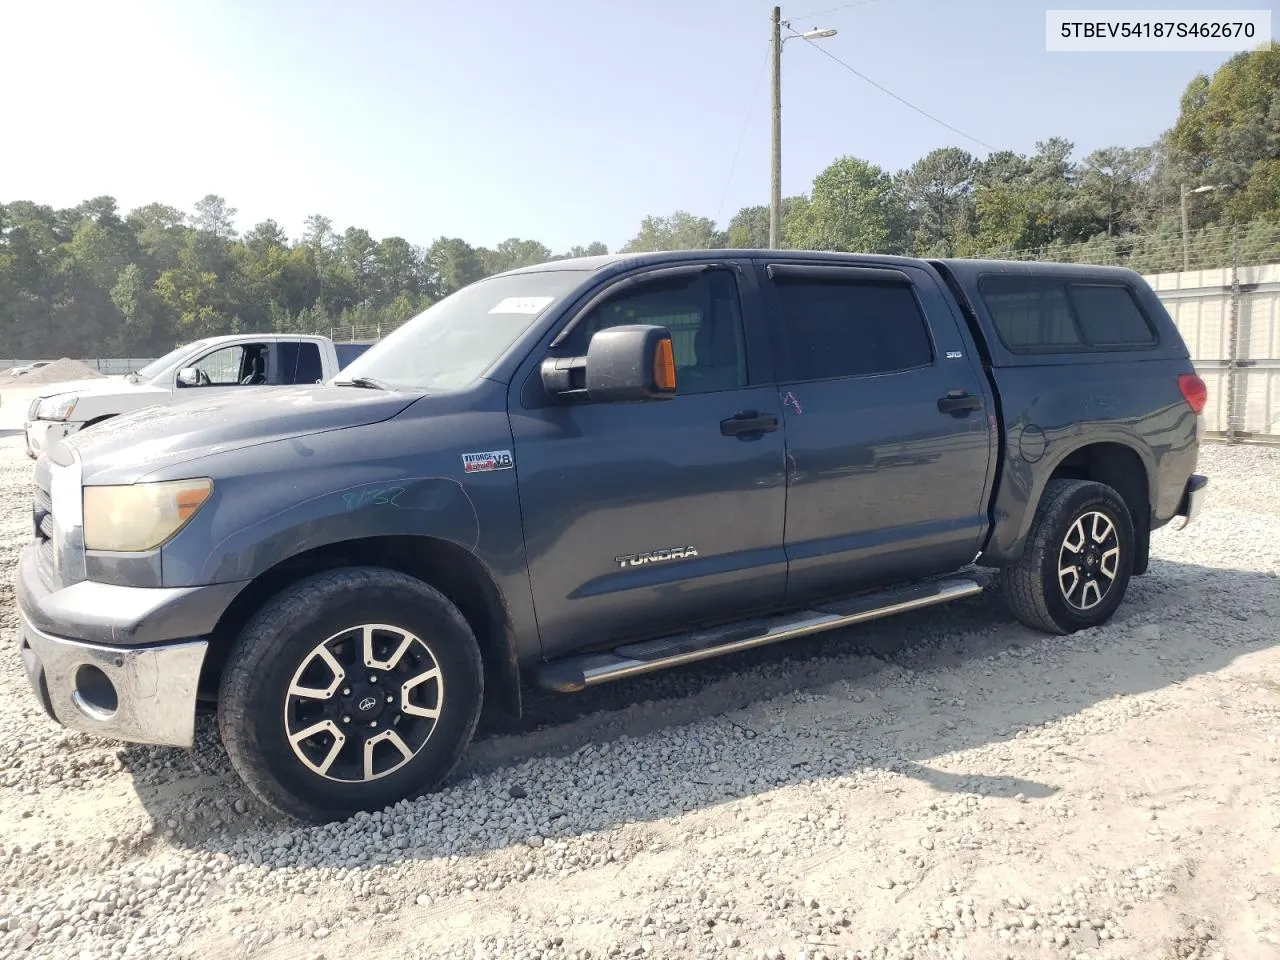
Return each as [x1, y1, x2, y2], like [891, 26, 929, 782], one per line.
[539, 324, 678, 402]
[584, 324, 677, 402]
[176, 367, 199, 387]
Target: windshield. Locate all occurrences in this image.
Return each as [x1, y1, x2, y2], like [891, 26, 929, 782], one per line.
[134, 340, 208, 380]
[333, 271, 583, 391]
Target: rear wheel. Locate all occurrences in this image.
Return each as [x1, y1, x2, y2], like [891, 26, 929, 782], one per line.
[217, 567, 483, 822]
[1001, 478, 1135, 635]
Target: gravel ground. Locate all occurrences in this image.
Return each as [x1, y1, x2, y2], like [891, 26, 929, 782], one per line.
[1, 436, 1279, 960]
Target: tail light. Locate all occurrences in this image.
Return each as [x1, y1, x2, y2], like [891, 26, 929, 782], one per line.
[1178, 373, 1207, 415]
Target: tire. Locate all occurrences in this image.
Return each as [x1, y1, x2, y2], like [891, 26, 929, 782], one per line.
[217, 566, 484, 823]
[1001, 478, 1135, 635]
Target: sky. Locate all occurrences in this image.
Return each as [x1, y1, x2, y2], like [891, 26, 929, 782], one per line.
[0, 0, 1257, 253]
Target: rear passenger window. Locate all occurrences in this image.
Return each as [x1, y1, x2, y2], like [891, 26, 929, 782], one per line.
[773, 279, 934, 381]
[1067, 284, 1156, 345]
[978, 277, 1156, 352]
[978, 279, 1082, 349]
[276, 342, 324, 384]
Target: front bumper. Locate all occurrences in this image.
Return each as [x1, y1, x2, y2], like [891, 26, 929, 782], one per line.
[14, 543, 248, 748]
[24, 419, 76, 460]
[1176, 473, 1208, 524]
[18, 609, 207, 748]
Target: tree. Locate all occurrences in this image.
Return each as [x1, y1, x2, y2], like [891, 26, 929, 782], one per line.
[724, 203, 804, 248]
[1076, 146, 1151, 237]
[372, 237, 425, 305]
[111, 263, 168, 353]
[427, 237, 486, 297]
[341, 227, 378, 305]
[127, 203, 188, 277]
[785, 157, 904, 253]
[191, 194, 238, 239]
[483, 238, 552, 275]
[302, 214, 336, 253]
[1169, 43, 1280, 193]
[245, 220, 289, 255]
[621, 211, 725, 252]
[558, 241, 609, 258]
[902, 147, 976, 255]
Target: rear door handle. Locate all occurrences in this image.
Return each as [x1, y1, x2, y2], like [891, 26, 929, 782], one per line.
[720, 410, 779, 437]
[937, 390, 982, 415]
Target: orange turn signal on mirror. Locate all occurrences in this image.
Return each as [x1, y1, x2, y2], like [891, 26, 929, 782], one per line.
[654, 338, 676, 392]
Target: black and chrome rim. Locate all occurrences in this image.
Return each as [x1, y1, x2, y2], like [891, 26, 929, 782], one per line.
[1057, 510, 1121, 611]
[284, 623, 444, 783]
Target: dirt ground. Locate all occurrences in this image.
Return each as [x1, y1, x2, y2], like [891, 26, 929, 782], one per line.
[0, 435, 1277, 960]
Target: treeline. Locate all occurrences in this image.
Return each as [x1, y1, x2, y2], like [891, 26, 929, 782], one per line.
[2, 44, 1277, 359]
[0, 197, 608, 359]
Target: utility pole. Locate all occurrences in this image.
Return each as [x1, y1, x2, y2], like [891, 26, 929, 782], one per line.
[769, 6, 783, 250]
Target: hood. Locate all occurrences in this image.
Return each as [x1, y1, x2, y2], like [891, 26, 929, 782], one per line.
[64, 385, 420, 482]
[29, 377, 145, 400]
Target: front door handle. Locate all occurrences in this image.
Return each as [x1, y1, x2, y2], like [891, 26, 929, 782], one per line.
[720, 410, 779, 437]
[937, 390, 982, 415]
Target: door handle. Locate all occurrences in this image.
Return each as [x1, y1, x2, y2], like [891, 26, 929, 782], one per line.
[937, 390, 982, 415]
[720, 410, 779, 437]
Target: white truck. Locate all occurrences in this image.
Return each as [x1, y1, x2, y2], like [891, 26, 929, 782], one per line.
[23, 334, 371, 459]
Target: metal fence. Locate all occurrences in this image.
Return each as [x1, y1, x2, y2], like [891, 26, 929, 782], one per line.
[1148, 263, 1280, 445]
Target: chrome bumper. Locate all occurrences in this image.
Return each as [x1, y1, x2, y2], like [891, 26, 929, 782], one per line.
[17, 608, 207, 748]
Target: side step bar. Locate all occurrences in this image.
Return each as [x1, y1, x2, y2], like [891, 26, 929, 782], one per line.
[530, 574, 987, 693]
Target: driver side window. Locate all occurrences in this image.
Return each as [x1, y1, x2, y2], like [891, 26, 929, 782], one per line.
[567, 269, 748, 395]
[182, 344, 268, 387]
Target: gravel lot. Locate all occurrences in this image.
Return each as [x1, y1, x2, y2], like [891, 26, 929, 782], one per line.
[1, 435, 1278, 960]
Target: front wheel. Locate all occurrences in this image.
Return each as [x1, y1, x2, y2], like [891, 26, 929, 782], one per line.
[217, 567, 484, 822]
[1001, 478, 1135, 635]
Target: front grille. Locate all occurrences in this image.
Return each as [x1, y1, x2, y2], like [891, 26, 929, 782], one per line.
[27, 398, 40, 421]
[34, 480, 54, 590]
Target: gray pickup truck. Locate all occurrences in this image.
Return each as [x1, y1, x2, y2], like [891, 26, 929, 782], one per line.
[16, 250, 1208, 822]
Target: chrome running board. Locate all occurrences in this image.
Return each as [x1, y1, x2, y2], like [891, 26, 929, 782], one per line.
[530, 575, 986, 693]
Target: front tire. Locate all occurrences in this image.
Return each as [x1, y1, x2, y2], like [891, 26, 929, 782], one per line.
[1001, 478, 1135, 635]
[217, 567, 484, 823]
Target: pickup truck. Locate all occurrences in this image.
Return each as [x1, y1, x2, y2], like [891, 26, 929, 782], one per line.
[21, 334, 372, 459]
[15, 250, 1208, 823]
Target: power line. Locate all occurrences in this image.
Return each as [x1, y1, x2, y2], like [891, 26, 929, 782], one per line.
[794, 32, 1000, 153]
[714, 49, 771, 226]
[791, 0, 881, 21]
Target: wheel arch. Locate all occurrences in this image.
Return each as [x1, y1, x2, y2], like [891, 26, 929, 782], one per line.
[200, 534, 521, 721]
[989, 438, 1154, 574]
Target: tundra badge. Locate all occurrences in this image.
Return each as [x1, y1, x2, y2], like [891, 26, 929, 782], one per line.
[614, 546, 699, 569]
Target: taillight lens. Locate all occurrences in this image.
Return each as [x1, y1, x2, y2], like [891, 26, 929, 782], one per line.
[1178, 373, 1207, 415]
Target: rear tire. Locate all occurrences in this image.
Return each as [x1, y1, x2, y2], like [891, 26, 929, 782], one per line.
[217, 567, 484, 823]
[1001, 479, 1135, 635]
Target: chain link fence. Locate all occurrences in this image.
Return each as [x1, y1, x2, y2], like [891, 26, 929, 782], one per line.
[974, 220, 1280, 274]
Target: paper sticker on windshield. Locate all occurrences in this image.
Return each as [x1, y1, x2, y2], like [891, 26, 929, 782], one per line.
[462, 450, 514, 473]
[488, 296, 554, 315]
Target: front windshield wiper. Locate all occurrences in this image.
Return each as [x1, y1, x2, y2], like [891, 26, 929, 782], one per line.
[333, 376, 398, 391]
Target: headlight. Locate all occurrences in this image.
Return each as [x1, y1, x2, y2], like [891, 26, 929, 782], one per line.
[36, 395, 78, 421]
[83, 479, 213, 552]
